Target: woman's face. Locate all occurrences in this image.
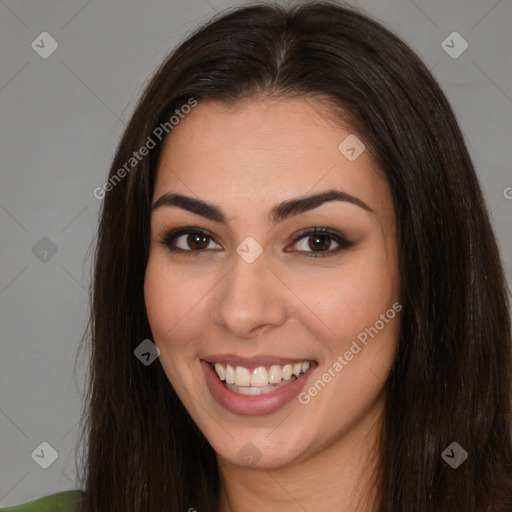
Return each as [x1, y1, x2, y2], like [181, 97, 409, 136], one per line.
[144, 97, 401, 470]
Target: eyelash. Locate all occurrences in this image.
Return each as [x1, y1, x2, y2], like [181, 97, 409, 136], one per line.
[157, 226, 354, 259]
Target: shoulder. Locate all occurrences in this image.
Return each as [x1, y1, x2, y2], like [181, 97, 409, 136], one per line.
[0, 490, 82, 512]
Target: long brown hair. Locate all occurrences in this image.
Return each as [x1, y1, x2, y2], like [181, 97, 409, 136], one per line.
[75, 2, 512, 510]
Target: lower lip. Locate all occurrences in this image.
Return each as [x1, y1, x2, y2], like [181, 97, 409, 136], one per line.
[200, 360, 317, 416]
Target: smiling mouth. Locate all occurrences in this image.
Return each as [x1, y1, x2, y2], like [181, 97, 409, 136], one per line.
[207, 360, 318, 396]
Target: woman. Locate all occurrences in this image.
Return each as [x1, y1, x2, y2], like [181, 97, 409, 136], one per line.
[4, 1, 511, 511]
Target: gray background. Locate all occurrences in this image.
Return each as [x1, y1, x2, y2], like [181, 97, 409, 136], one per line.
[1, 0, 511, 506]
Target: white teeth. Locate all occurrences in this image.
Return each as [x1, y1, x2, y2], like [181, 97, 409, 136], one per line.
[212, 361, 312, 389]
[214, 363, 225, 380]
[234, 366, 251, 386]
[282, 364, 293, 380]
[268, 365, 282, 384]
[251, 366, 269, 387]
[225, 364, 235, 384]
[232, 385, 263, 396]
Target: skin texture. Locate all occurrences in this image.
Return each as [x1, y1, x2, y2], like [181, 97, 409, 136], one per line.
[144, 98, 401, 511]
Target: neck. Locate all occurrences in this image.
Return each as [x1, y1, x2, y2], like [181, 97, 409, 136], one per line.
[217, 398, 384, 512]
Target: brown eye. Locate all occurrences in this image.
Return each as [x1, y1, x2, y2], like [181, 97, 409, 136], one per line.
[307, 234, 333, 252]
[288, 227, 354, 258]
[159, 226, 353, 259]
[159, 228, 221, 256]
[184, 233, 210, 250]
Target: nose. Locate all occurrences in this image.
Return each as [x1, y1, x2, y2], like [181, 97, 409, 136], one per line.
[211, 251, 287, 339]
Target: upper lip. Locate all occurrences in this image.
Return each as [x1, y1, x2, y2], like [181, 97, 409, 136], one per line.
[201, 354, 317, 367]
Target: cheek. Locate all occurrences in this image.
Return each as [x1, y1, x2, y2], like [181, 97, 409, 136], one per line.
[293, 252, 399, 351]
[294, 254, 400, 426]
[144, 258, 201, 346]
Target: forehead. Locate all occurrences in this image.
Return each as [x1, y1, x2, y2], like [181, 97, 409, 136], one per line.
[153, 98, 389, 216]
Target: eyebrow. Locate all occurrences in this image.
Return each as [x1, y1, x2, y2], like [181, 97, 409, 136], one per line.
[151, 189, 374, 225]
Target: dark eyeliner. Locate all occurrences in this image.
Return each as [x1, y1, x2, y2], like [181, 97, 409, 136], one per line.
[158, 227, 216, 257]
[288, 227, 354, 259]
[158, 226, 354, 258]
